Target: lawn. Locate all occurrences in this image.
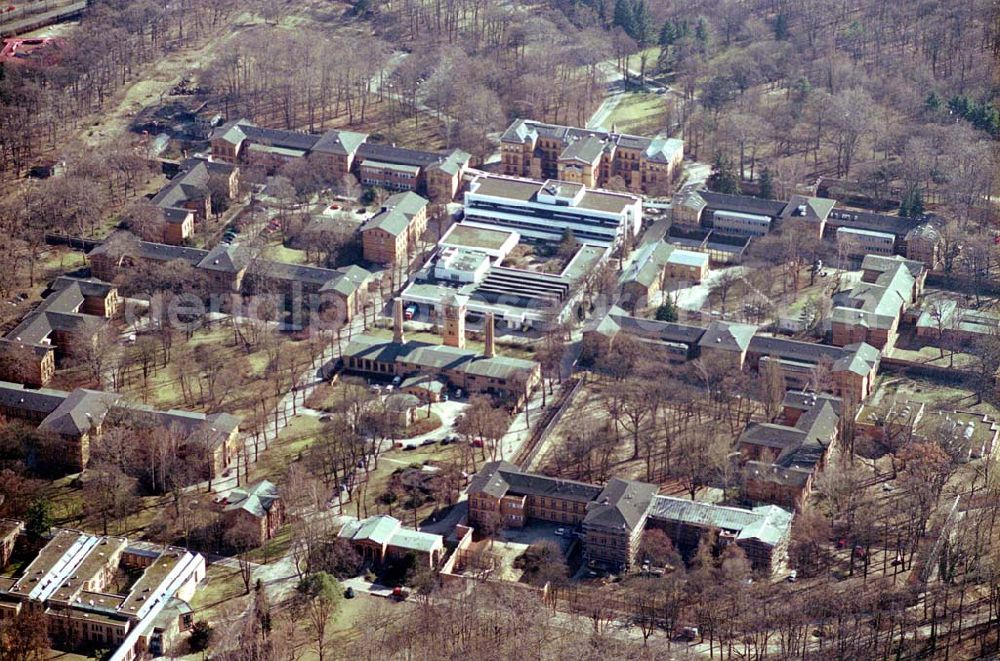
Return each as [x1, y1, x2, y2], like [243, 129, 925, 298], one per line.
[249, 415, 325, 484]
[118, 323, 285, 419]
[604, 91, 671, 136]
[266, 241, 311, 266]
[346, 440, 466, 526]
[875, 375, 999, 418]
[394, 410, 442, 439]
[189, 563, 248, 614]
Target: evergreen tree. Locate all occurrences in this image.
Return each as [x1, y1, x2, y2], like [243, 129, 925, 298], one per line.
[613, 0, 635, 35]
[659, 20, 677, 47]
[910, 189, 925, 217]
[694, 16, 710, 53]
[24, 499, 52, 539]
[709, 154, 740, 194]
[558, 228, 577, 259]
[758, 167, 774, 199]
[900, 188, 924, 217]
[773, 13, 789, 40]
[925, 91, 942, 113]
[631, 0, 654, 47]
[655, 298, 678, 322]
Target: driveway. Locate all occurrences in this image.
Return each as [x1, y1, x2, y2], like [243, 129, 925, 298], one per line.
[395, 400, 468, 448]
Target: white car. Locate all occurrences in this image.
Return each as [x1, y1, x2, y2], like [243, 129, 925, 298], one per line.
[555, 528, 566, 537]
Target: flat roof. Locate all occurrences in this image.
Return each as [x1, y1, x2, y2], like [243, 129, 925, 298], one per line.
[837, 226, 896, 239]
[440, 223, 518, 251]
[561, 244, 607, 281]
[667, 250, 709, 267]
[361, 160, 421, 174]
[470, 175, 637, 215]
[471, 176, 538, 202]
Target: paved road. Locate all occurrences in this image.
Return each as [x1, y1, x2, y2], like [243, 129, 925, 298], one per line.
[0, 0, 84, 37]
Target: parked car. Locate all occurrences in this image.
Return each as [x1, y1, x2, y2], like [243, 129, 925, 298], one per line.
[344, 587, 355, 599]
[470, 438, 484, 448]
[392, 375, 402, 386]
[786, 570, 797, 583]
[555, 528, 566, 537]
[404, 304, 417, 320]
[677, 627, 699, 641]
[391, 587, 409, 601]
[420, 438, 436, 447]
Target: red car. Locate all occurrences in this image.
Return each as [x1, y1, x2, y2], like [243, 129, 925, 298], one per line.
[471, 438, 484, 448]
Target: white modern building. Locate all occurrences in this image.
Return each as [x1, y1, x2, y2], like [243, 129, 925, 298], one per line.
[463, 174, 642, 247]
[711, 209, 772, 237]
[433, 247, 492, 284]
[836, 227, 896, 258]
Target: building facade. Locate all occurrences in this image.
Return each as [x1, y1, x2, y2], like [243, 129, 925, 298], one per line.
[467, 462, 657, 571]
[360, 191, 429, 266]
[499, 119, 683, 195]
[463, 174, 642, 247]
[211, 119, 469, 201]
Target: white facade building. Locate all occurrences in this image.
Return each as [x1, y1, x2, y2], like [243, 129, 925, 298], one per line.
[463, 175, 642, 247]
[433, 247, 492, 284]
[712, 209, 772, 237]
[837, 227, 895, 258]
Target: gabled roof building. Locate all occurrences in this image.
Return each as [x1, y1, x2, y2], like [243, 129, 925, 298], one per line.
[499, 118, 683, 195]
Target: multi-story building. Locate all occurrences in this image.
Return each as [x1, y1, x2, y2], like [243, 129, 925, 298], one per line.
[210, 119, 470, 201]
[88, 237, 374, 323]
[467, 461, 657, 571]
[0, 277, 120, 387]
[620, 240, 709, 310]
[499, 119, 683, 195]
[831, 254, 926, 350]
[341, 301, 541, 409]
[836, 227, 896, 260]
[463, 174, 642, 247]
[582, 478, 659, 569]
[0, 528, 205, 660]
[0, 380, 241, 477]
[583, 311, 880, 401]
[150, 157, 239, 245]
[645, 496, 792, 575]
[360, 191, 428, 266]
[672, 190, 835, 239]
[739, 391, 842, 510]
[222, 480, 284, 545]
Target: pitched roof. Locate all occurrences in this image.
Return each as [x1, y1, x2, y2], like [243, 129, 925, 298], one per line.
[224, 480, 279, 518]
[197, 243, 251, 273]
[780, 195, 835, 223]
[621, 241, 674, 289]
[700, 191, 787, 218]
[0, 381, 66, 417]
[468, 461, 603, 502]
[644, 137, 684, 164]
[647, 495, 793, 545]
[38, 388, 120, 436]
[312, 129, 368, 156]
[560, 135, 605, 164]
[583, 477, 658, 532]
[699, 320, 757, 352]
[338, 514, 401, 546]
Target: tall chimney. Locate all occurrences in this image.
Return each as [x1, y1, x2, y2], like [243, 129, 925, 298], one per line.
[484, 312, 495, 358]
[393, 299, 405, 344]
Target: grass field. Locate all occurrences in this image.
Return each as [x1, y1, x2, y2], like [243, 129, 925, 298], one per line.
[265, 241, 311, 265]
[249, 415, 325, 485]
[605, 91, 671, 136]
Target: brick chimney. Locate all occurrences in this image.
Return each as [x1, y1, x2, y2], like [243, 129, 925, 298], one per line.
[393, 299, 405, 344]
[484, 312, 495, 358]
